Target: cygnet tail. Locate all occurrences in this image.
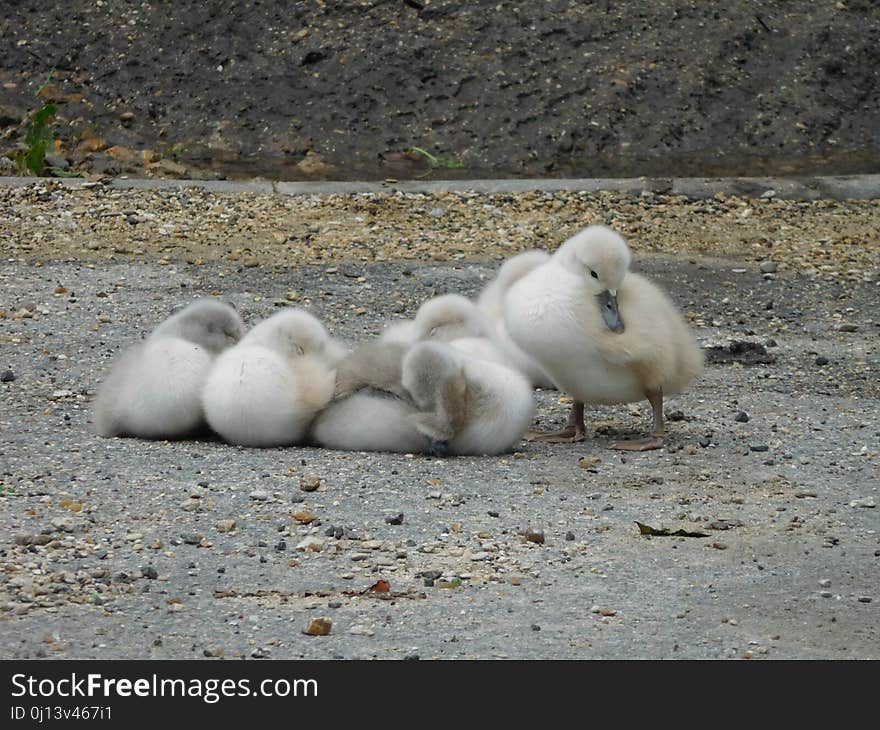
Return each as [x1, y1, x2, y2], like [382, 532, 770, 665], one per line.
[669, 330, 704, 395]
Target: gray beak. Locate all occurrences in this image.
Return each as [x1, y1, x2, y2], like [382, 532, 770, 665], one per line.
[597, 290, 624, 333]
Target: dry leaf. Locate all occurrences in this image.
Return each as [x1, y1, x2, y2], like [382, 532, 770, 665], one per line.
[636, 521, 708, 538]
[303, 617, 332, 636]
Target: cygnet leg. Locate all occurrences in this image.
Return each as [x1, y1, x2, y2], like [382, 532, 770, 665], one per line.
[525, 401, 586, 443]
[611, 388, 665, 451]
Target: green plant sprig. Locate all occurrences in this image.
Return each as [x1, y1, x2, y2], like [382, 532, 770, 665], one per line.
[407, 146, 464, 178]
[15, 103, 57, 176]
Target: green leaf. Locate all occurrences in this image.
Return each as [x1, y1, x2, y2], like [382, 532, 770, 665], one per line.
[50, 169, 82, 178]
[20, 103, 57, 176]
[25, 138, 49, 176]
[14, 151, 27, 175]
[408, 146, 464, 170]
[33, 103, 57, 130]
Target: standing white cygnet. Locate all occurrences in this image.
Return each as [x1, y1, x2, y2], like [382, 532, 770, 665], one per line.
[401, 341, 535, 456]
[93, 299, 245, 439]
[202, 309, 336, 447]
[504, 224, 703, 450]
[477, 250, 557, 388]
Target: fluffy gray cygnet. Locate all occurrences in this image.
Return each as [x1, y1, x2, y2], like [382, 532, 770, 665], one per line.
[310, 341, 431, 453]
[92, 299, 245, 439]
[401, 340, 535, 456]
[201, 308, 337, 447]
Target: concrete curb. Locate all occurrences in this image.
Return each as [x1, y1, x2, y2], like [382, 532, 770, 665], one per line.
[1, 173, 879, 199]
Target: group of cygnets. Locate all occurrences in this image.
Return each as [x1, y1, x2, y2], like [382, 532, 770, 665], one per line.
[93, 224, 703, 455]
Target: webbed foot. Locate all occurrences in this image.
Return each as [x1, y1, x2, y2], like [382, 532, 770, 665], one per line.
[525, 426, 586, 444]
[610, 435, 664, 451]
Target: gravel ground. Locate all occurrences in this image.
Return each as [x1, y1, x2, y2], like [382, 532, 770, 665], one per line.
[0, 184, 878, 659]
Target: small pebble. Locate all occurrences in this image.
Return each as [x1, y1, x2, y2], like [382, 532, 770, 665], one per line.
[300, 474, 321, 492]
[303, 618, 332, 636]
[749, 444, 769, 452]
[0, 370, 14, 382]
[814, 355, 829, 366]
[141, 566, 158, 580]
[734, 411, 749, 423]
[385, 512, 405, 525]
[849, 498, 875, 508]
[248, 489, 269, 501]
[296, 537, 324, 552]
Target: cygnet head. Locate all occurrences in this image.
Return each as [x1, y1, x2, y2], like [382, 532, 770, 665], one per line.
[242, 308, 330, 359]
[153, 299, 245, 353]
[557, 225, 631, 333]
[401, 341, 463, 410]
[413, 294, 491, 342]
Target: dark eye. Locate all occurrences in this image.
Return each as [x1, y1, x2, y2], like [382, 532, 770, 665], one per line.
[590, 270, 599, 279]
